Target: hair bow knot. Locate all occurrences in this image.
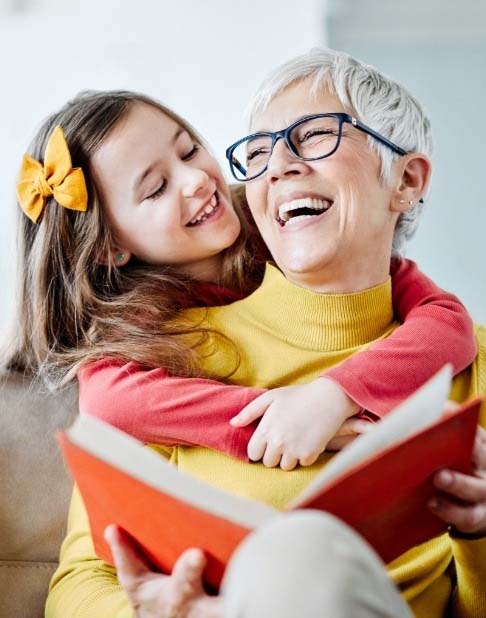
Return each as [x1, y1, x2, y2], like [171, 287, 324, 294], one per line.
[16, 125, 88, 223]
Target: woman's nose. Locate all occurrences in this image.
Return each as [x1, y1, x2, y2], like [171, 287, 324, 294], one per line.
[266, 139, 307, 182]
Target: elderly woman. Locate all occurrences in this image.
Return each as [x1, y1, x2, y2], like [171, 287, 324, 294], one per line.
[47, 49, 486, 618]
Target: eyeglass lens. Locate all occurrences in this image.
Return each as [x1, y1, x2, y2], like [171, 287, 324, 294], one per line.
[230, 115, 341, 180]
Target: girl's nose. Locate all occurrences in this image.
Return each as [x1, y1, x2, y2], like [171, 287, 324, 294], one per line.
[181, 167, 211, 198]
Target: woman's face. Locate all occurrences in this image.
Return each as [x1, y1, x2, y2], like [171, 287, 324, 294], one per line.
[91, 103, 241, 281]
[245, 79, 400, 292]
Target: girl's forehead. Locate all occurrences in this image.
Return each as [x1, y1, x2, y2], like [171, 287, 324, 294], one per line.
[113, 103, 180, 145]
[92, 105, 182, 173]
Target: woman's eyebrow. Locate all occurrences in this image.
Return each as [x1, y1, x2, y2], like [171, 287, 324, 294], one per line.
[133, 127, 186, 194]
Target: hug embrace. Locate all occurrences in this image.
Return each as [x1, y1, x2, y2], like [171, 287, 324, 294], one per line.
[6, 48, 486, 617]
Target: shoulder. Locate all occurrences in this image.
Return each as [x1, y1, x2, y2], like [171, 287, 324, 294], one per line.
[183, 301, 241, 328]
[77, 358, 147, 383]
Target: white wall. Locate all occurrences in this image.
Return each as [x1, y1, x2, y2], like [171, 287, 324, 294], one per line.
[0, 0, 325, 336]
[327, 0, 486, 323]
[4, 0, 482, 338]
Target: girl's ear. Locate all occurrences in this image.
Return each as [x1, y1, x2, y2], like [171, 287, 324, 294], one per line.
[97, 248, 131, 266]
[391, 153, 431, 213]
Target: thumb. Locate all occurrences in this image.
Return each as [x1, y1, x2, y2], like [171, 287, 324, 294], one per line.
[334, 419, 372, 437]
[230, 394, 270, 427]
[443, 400, 461, 417]
[172, 548, 206, 592]
[104, 525, 150, 582]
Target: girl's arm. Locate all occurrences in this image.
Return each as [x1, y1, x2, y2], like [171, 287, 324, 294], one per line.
[325, 258, 477, 417]
[78, 359, 264, 461]
[81, 258, 476, 464]
[229, 258, 477, 468]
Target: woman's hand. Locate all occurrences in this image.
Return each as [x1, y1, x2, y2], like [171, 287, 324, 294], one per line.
[429, 425, 486, 536]
[230, 377, 366, 470]
[105, 526, 223, 618]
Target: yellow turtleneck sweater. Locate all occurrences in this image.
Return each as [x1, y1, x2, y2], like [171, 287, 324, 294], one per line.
[47, 264, 486, 618]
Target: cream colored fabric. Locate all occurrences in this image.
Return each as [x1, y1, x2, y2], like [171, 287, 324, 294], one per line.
[0, 371, 77, 618]
[223, 511, 413, 618]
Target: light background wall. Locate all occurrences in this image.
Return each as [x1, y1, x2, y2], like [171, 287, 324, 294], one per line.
[1, 0, 485, 342]
[328, 0, 486, 323]
[0, 0, 324, 337]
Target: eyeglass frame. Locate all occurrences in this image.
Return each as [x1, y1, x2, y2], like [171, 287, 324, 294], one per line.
[225, 112, 409, 183]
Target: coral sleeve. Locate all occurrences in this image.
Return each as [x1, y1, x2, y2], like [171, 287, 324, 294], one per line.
[78, 359, 264, 461]
[325, 259, 476, 417]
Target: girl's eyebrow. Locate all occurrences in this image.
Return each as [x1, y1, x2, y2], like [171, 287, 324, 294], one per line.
[133, 126, 186, 193]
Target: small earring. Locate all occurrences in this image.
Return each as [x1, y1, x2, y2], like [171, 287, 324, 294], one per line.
[117, 253, 125, 262]
[408, 200, 414, 206]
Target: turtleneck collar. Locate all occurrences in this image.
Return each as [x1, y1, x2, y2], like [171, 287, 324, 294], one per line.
[241, 263, 395, 351]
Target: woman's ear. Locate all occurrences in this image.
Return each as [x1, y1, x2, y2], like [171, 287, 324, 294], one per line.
[391, 153, 431, 213]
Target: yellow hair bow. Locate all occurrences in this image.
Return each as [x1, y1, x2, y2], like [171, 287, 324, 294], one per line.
[16, 125, 88, 223]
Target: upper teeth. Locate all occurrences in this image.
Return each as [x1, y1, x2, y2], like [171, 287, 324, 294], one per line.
[278, 198, 331, 222]
[188, 193, 218, 226]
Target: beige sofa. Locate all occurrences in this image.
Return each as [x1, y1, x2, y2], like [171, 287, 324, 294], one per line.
[0, 370, 78, 617]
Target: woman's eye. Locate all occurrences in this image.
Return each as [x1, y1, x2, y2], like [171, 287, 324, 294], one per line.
[247, 147, 269, 163]
[181, 144, 200, 161]
[299, 129, 334, 143]
[146, 180, 167, 200]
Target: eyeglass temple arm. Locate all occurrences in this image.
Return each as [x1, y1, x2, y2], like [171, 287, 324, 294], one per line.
[229, 153, 247, 176]
[352, 118, 407, 156]
[352, 117, 424, 203]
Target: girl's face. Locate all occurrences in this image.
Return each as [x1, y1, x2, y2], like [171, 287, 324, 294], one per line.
[91, 103, 241, 281]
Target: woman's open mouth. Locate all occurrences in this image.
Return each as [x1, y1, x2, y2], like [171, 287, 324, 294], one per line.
[186, 192, 221, 227]
[276, 197, 333, 227]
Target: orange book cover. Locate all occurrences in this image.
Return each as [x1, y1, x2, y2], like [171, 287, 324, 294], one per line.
[58, 367, 482, 589]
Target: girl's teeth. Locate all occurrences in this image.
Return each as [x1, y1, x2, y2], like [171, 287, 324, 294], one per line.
[188, 197, 220, 226]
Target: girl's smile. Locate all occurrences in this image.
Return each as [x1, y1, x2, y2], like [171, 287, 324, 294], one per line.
[91, 102, 241, 281]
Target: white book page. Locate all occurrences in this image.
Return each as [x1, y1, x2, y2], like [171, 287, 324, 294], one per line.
[289, 365, 452, 509]
[67, 414, 277, 528]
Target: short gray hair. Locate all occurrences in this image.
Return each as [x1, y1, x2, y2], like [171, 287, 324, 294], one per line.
[247, 48, 433, 255]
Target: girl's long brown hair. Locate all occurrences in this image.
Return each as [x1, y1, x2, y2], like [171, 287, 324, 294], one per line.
[3, 90, 266, 389]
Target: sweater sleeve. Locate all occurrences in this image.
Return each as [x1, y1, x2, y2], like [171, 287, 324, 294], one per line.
[78, 359, 265, 461]
[45, 486, 134, 618]
[450, 535, 486, 617]
[324, 259, 477, 417]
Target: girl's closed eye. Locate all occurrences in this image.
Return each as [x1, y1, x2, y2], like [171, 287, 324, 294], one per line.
[146, 179, 167, 201]
[145, 145, 199, 201]
[181, 143, 200, 161]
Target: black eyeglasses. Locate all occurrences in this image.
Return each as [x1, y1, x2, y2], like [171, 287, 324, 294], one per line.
[226, 112, 409, 183]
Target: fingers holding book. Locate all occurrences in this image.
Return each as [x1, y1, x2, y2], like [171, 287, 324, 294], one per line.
[429, 426, 486, 537]
[104, 525, 223, 618]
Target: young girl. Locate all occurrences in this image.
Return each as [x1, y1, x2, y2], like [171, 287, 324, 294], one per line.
[9, 90, 475, 472]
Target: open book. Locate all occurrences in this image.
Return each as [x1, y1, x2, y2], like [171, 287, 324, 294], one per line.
[58, 366, 482, 589]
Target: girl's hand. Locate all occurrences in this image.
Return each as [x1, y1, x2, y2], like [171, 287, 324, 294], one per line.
[104, 526, 222, 618]
[230, 378, 364, 471]
[429, 425, 486, 536]
[326, 417, 374, 451]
